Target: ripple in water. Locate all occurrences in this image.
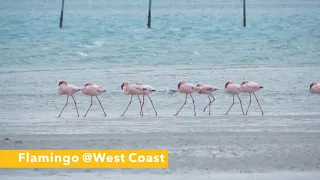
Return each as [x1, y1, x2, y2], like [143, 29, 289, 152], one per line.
[76, 52, 88, 57]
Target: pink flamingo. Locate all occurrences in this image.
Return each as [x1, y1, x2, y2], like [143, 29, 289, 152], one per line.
[310, 81, 320, 94]
[224, 80, 244, 115]
[174, 81, 197, 116]
[136, 82, 157, 116]
[120, 82, 143, 117]
[196, 83, 218, 115]
[58, 80, 82, 117]
[240, 80, 264, 115]
[82, 82, 107, 117]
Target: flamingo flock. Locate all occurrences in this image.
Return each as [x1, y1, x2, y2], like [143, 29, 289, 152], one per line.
[57, 80, 320, 117]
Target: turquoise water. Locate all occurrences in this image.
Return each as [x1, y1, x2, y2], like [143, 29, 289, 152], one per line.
[1, 0, 320, 69]
[0, 0, 320, 123]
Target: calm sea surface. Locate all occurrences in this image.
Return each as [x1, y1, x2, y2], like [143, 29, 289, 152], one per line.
[0, 0, 320, 134]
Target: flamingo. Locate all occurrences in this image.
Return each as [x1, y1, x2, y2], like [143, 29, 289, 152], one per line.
[82, 82, 107, 117]
[120, 82, 143, 117]
[136, 82, 157, 116]
[174, 81, 197, 116]
[309, 81, 320, 94]
[224, 80, 244, 115]
[57, 80, 82, 117]
[240, 80, 264, 115]
[196, 83, 218, 115]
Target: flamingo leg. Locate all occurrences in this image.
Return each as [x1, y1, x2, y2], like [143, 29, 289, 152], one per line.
[203, 94, 212, 113]
[253, 93, 264, 115]
[121, 95, 133, 117]
[71, 95, 79, 117]
[209, 93, 216, 102]
[58, 95, 69, 117]
[174, 94, 188, 116]
[225, 95, 235, 115]
[147, 94, 157, 116]
[84, 96, 93, 117]
[245, 93, 252, 115]
[137, 95, 142, 106]
[189, 94, 196, 116]
[96, 96, 106, 117]
[140, 95, 145, 116]
[209, 93, 216, 115]
[137, 95, 143, 116]
[236, 94, 244, 115]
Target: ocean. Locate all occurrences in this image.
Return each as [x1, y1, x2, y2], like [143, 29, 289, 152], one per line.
[0, 0, 320, 179]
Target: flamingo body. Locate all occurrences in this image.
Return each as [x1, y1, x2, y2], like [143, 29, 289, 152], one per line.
[240, 80, 263, 93]
[82, 83, 107, 96]
[122, 82, 143, 95]
[120, 82, 144, 116]
[58, 84, 81, 96]
[140, 84, 156, 95]
[224, 80, 244, 115]
[82, 82, 107, 117]
[178, 82, 196, 94]
[196, 83, 218, 115]
[196, 84, 218, 94]
[136, 83, 157, 116]
[174, 81, 197, 116]
[240, 80, 264, 115]
[57, 80, 81, 117]
[224, 81, 242, 95]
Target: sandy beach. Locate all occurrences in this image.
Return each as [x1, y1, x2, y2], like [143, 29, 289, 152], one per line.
[1, 115, 320, 179]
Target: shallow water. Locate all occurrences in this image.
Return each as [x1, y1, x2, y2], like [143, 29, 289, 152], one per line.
[1, 0, 320, 121]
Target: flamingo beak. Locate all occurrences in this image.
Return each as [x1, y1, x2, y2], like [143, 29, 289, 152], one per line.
[310, 83, 313, 90]
[177, 82, 182, 89]
[58, 81, 62, 86]
[121, 83, 124, 90]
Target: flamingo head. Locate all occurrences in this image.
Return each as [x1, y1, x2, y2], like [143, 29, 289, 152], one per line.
[84, 82, 93, 87]
[121, 82, 129, 90]
[310, 82, 318, 90]
[196, 83, 203, 87]
[178, 81, 186, 89]
[224, 80, 233, 88]
[241, 80, 249, 85]
[58, 80, 67, 86]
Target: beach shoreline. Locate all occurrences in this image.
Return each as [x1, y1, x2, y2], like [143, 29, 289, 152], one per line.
[1, 115, 320, 179]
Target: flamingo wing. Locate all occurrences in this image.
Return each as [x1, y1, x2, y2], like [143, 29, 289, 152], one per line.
[246, 81, 261, 90]
[203, 84, 217, 91]
[181, 83, 195, 91]
[141, 85, 156, 92]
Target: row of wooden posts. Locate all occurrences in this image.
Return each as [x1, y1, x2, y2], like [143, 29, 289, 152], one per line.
[59, 0, 246, 29]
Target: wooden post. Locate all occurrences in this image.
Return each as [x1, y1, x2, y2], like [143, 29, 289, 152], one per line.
[243, 0, 246, 27]
[59, 0, 65, 28]
[147, 0, 152, 28]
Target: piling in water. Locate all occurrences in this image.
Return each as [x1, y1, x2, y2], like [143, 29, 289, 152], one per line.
[59, 0, 65, 28]
[147, 0, 152, 28]
[243, 0, 246, 27]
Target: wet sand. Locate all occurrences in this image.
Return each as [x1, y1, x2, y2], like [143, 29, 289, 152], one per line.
[1, 115, 320, 179]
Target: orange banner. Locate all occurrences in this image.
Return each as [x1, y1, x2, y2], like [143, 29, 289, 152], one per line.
[0, 150, 168, 168]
